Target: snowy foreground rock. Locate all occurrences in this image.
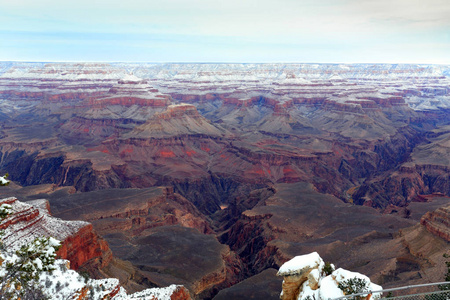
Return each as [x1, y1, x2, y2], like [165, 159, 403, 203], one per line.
[38, 260, 191, 300]
[277, 252, 382, 300]
[0, 197, 191, 300]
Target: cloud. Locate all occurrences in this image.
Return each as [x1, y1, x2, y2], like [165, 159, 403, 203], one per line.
[0, 0, 449, 63]
[344, 0, 450, 28]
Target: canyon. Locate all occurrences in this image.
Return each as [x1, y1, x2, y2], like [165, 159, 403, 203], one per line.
[0, 62, 449, 299]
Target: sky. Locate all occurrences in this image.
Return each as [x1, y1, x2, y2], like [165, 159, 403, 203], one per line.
[0, 0, 449, 64]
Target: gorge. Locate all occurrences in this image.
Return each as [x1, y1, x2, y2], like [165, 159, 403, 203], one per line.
[0, 62, 449, 299]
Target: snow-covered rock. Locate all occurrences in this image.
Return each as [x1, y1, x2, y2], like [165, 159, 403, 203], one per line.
[277, 252, 325, 276]
[278, 252, 382, 300]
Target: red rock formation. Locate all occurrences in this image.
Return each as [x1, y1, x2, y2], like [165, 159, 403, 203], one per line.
[222, 97, 259, 107]
[85, 75, 172, 108]
[57, 223, 113, 270]
[46, 91, 106, 103]
[322, 100, 365, 113]
[0, 90, 46, 100]
[0, 197, 112, 271]
[157, 104, 201, 119]
[0, 197, 39, 230]
[81, 186, 214, 235]
[88, 96, 170, 108]
[170, 286, 192, 300]
[420, 205, 450, 242]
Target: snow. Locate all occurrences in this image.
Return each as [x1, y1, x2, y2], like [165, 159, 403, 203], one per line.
[2, 61, 449, 112]
[168, 103, 193, 108]
[0, 203, 12, 213]
[319, 275, 345, 300]
[278, 252, 324, 276]
[37, 261, 186, 300]
[38, 260, 92, 299]
[121, 74, 143, 82]
[0, 198, 89, 250]
[34, 258, 43, 270]
[309, 268, 320, 283]
[332, 268, 383, 298]
[127, 284, 180, 299]
[0, 175, 9, 185]
[48, 236, 61, 247]
[278, 253, 383, 300]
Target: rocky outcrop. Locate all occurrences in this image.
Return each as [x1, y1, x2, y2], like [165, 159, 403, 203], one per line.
[167, 286, 192, 300]
[0, 197, 112, 271]
[277, 253, 323, 300]
[57, 223, 113, 270]
[277, 252, 382, 300]
[127, 104, 228, 138]
[420, 205, 450, 241]
[88, 96, 170, 109]
[86, 74, 171, 108]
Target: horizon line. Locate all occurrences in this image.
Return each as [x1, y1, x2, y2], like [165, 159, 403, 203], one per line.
[1, 60, 450, 66]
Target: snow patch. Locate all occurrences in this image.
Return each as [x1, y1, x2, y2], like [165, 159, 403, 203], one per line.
[277, 252, 324, 276]
[278, 252, 383, 300]
[120, 74, 143, 82]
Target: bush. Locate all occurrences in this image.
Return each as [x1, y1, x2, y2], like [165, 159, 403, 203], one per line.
[322, 262, 335, 276]
[338, 277, 370, 300]
[0, 203, 12, 220]
[0, 174, 9, 187]
[0, 237, 61, 300]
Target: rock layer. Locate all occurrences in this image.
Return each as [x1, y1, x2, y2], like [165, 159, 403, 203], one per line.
[0, 197, 112, 271]
[420, 205, 450, 242]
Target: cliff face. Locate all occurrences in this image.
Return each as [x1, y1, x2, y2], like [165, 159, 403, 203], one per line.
[353, 126, 450, 210]
[0, 197, 112, 271]
[57, 223, 113, 270]
[0, 149, 126, 193]
[420, 205, 450, 242]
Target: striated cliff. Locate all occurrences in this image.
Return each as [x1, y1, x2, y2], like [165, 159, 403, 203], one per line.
[420, 205, 450, 242]
[0, 197, 112, 271]
[57, 223, 113, 270]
